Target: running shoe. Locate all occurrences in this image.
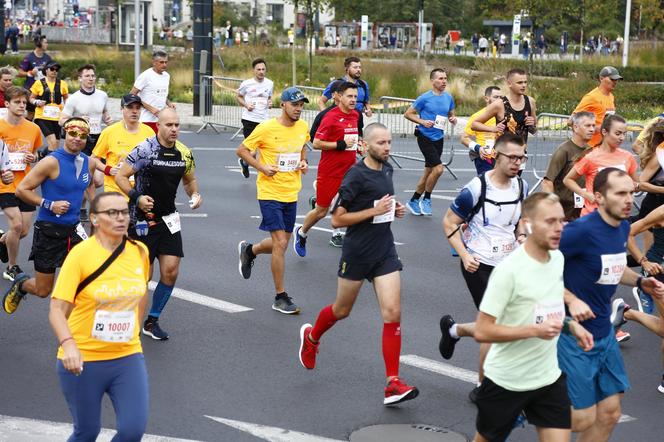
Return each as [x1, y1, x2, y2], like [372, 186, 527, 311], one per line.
[238, 158, 250, 178]
[438, 315, 460, 360]
[329, 233, 344, 248]
[142, 316, 169, 340]
[3, 272, 29, 314]
[616, 329, 631, 343]
[79, 208, 89, 223]
[632, 287, 654, 315]
[384, 377, 419, 406]
[406, 199, 422, 216]
[419, 198, 432, 216]
[0, 230, 7, 263]
[298, 323, 319, 369]
[309, 195, 317, 210]
[610, 298, 627, 328]
[293, 226, 307, 257]
[272, 293, 300, 314]
[658, 378, 664, 394]
[238, 241, 254, 279]
[3, 265, 24, 282]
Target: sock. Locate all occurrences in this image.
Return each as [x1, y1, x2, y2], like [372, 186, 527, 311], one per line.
[310, 304, 339, 341]
[149, 281, 174, 318]
[332, 228, 343, 236]
[383, 322, 401, 378]
[298, 228, 307, 238]
[246, 243, 256, 259]
[450, 323, 459, 339]
[424, 191, 432, 200]
[411, 192, 422, 201]
[275, 291, 287, 300]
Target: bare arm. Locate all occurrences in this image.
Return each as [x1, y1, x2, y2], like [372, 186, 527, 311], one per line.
[130, 86, 159, 116]
[403, 106, 431, 127]
[16, 157, 63, 208]
[114, 162, 136, 196]
[48, 298, 82, 375]
[470, 101, 503, 133]
[541, 178, 554, 193]
[312, 138, 339, 151]
[317, 95, 329, 111]
[562, 168, 593, 202]
[331, 194, 394, 229]
[639, 157, 664, 194]
[632, 139, 644, 155]
[474, 311, 561, 343]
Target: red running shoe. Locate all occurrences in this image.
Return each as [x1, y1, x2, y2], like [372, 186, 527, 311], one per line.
[298, 323, 319, 369]
[384, 377, 419, 406]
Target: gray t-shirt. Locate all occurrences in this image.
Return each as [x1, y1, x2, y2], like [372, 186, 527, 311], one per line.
[61, 89, 109, 135]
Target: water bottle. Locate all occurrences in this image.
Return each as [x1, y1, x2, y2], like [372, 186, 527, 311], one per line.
[135, 220, 148, 236]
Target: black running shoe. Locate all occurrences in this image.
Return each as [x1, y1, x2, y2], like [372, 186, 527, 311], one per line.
[438, 315, 460, 360]
[238, 241, 255, 279]
[142, 316, 169, 340]
[3, 264, 24, 282]
[238, 158, 250, 178]
[0, 230, 7, 263]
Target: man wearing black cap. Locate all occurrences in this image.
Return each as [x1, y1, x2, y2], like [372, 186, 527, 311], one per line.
[236, 87, 310, 314]
[91, 94, 155, 197]
[29, 60, 69, 153]
[571, 66, 622, 147]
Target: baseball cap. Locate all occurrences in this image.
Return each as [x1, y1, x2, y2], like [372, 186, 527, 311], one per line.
[121, 93, 142, 107]
[599, 66, 623, 80]
[45, 61, 61, 70]
[280, 87, 309, 103]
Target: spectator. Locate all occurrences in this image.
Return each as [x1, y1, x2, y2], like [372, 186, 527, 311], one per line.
[522, 34, 531, 59]
[536, 35, 547, 58]
[5, 23, 19, 54]
[225, 20, 233, 47]
[242, 29, 249, 45]
[288, 24, 295, 46]
[478, 34, 488, 57]
[471, 33, 479, 55]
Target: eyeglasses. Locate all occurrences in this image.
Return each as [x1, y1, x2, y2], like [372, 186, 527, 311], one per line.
[66, 130, 89, 140]
[496, 152, 528, 164]
[48, 67, 59, 72]
[93, 209, 130, 219]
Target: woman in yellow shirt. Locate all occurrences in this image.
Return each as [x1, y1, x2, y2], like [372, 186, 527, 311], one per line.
[30, 60, 68, 153]
[49, 192, 150, 441]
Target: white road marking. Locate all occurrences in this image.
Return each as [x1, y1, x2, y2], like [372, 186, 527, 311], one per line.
[293, 223, 405, 246]
[205, 416, 343, 442]
[148, 281, 252, 313]
[0, 414, 201, 441]
[180, 213, 208, 218]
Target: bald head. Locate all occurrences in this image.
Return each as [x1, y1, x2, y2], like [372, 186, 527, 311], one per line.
[158, 107, 179, 122]
[364, 123, 389, 143]
[157, 107, 180, 146]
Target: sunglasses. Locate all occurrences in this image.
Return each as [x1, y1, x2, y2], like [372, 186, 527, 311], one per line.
[67, 130, 89, 140]
[48, 67, 59, 71]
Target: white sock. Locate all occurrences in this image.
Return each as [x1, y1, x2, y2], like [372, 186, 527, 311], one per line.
[449, 324, 459, 339]
[333, 228, 343, 236]
[299, 228, 307, 238]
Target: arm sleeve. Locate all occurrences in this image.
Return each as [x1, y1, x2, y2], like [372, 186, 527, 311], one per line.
[61, 94, 75, 115]
[30, 82, 42, 96]
[242, 123, 264, 153]
[479, 261, 514, 318]
[51, 246, 84, 303]
[314, 115, 333, 141]
[544, 147, 567, 181]
[61, 82, 69, 96]
[19, 56, 30, 72]
[464, 115, 476, 137]
[237, 80, 248, 97]
[573, 94, 595, 115]
[125, 141, 151, 172]
[412, 95, 424, 113]
[449, 179, 480, 219]
[32, 128, 42, 153]
[573, 155, 589, 176]
[559, 223, 581, 260]
[627, 155, 638, 175]
[450, 95, 456, 111]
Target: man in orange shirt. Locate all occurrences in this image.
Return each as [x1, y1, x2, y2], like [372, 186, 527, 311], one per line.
[0, 86, 42, 281]
[571, 66, 622, 147]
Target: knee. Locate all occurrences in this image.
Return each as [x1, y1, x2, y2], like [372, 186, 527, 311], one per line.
[332, 304, 351, 320]
[382, 306, 401, 323]
[160, 266, 179, 284]
[433, 165, 444, 176]
[115, 418, 146, 442]
[572, 408, 596, 433]
[9, 222, 21, 235]
[596, 406, 621, 427]
[273, 237, 289, 253]
[72, 423, 101, 442]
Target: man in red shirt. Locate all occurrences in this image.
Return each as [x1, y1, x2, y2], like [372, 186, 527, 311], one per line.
[293, 82, 361, 255]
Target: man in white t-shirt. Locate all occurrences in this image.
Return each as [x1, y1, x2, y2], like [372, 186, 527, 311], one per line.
[235, 58, 273, 178]
[130, 50, 175, 134]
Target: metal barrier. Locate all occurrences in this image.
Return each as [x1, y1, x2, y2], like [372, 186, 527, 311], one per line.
[197, 76, 244, 136]
[42, 27, 112, 44]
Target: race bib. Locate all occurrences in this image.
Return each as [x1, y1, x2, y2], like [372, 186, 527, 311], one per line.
[485, 138, 495, 149]
[91, 310, 135, 342]
[75, 223, 88, 240]
[345, 134, 359, 151]
[434, 115, 448, 130]
[372, 198, 396, 224]
[88, 116, 101, 134]
[0, 108, 7, 119]
[534, 300, 565, 324]
[573, 193, 584, 208]
[597, 252, 627, 285]
[162, 211, 181, 234]
[7, 152, 26, 171]
[277, 152, 300, 172]
[42, 104, 60, 119]
[491, 237, 516, 259]
[253, 97, 268, 110]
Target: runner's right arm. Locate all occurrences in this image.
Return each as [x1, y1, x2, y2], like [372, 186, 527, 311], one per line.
[16, 156, 70, 214]
[475, 311, 562, 343]
[562, 167, 593, 203]
[470, 100, 504, 133]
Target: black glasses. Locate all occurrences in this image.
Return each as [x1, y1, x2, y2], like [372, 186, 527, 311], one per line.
[93, 209, 130, 219]
[496, 152, 528, 164]
[48, 67, 59, 72]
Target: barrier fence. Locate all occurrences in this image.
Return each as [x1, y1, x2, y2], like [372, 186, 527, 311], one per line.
[42, 27, 112, 44]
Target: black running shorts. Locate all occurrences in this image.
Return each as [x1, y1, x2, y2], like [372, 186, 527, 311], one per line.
[460, 261, 494, 309]
[0, 193, 36, 212]
[29, 221, 83, 274]
[130, 221, 183, 262]
[415, 129, 445, 167]
[338, 248, 403, 282]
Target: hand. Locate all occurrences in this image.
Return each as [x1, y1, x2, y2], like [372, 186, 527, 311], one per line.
[584, 192, 595, 204]
[567, 297, 595, 322]
[51, 200, 71, 215]
[103, 113, 113, 125]
[479, 146, 494, 161]
[31, 67, 39, 77]
[461, 254, 481, 273]
[395, 201, 406, 218]
[61, 340, 84, 375]
[109, 164, 123, 176]
[569, 321, 594, 352]
[260, 163, 279, 177]
[24, 152, 36, 163]
[494, 122, 506, 133]
[534, 318, 563, 340]
[374, 194, 394, 216]
[524, 111, 536, 127]
[641, 277, 664, 299]
[246, 103, 255, 111]
[189, 192, 202, 209]
[422, 120, 435, 128]
[448, 115, 457, 125]
[34, 99, 46, 107]
[642, 260, 663, 275]
[137, 195, 154, 212]
[296, 160, 308, 174]
[1, 170, 13, 185]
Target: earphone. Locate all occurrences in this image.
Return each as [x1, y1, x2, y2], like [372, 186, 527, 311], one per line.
[91, 218, 98, 226]
[525, 222, 533, 235]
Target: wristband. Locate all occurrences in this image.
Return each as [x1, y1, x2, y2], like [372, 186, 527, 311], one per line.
[59, 336, 74, 346]
[41, 198, 53, 211]
[637, 276, 643, 290]
[470, 142, 481, 153]
[336, 140, 347, 151]
[128, 189, 141, 204]
[104, 165, 112, 176]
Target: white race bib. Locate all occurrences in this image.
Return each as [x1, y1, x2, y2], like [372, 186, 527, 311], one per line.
[434, 115, 448, 130]
[491, 237, 516, 259]
[253, 97, 268, 110]
[485, 138, 495, 149]
[277, 153, 301, 172]
[372, 198, 396, 224]
[42, 104, 60, 119]
[75, 223, 88, 240]
[597, 252, 627, 285]
[91, 310, 135, 342]
[0, 108, 7, 119]
[534, 300, 565, 324]
[162, 211, 181, 234]
[88, 116, 101, 134]
[7, 152, 26, 171]
[573, 193, 584, 209]
[345, 134, 359, 151]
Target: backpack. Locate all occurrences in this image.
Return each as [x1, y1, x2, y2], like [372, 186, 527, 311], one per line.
[337, 77, 369, 106]
[39, 78, 62, 104]
[465, 173, 525, 225]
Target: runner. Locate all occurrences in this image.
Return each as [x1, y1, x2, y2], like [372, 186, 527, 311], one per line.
[541, 111, 595, 221]
[115, 107, 202, 340]
[461, 85, 501, 175]
[298, 123, 419, 406]
[3, 118, 94, 315]
[30, 60, 68, 153]
[470, 192, 594, 442]
[130, 50, 175, 134]
[0, 66, 16, 116]
[237, 87, 309, 314]
[293, 81, 361, 253]
[403, 68, 457, 216]
[0, 86, 42, 282]
[571, 66, 621, 148]
[559, 167, 664, 442]
[632, 113, 664, 154]
[440, 133, 528, 398]
[17, 35, 51, 121]
[92, 94, 154, 196]
[49, 192, 150, 441]
[318, 56, 372, 117]
[236, 58, 273, 179]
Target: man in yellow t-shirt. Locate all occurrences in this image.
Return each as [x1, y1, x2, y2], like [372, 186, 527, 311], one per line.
[236, 87, 310, 314]
[462, 85, 501, 175]
[29, 60, 69, 153]
[572, 66, 621, 147]
[92, 94, 155, 196]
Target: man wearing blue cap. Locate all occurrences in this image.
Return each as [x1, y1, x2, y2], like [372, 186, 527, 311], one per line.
[237, 87, 310, 314]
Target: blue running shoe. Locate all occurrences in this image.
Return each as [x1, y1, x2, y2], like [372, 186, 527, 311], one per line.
[632, 287, 654, 315]
[419, 198, 432, 216]
[407, 199, 422, 216]
[293, 226, 307, 257]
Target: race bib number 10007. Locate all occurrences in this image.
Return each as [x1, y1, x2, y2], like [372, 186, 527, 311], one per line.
[91, 310, 135, 342]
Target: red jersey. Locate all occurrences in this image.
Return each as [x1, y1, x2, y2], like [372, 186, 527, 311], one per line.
[315, 106, 360, 178]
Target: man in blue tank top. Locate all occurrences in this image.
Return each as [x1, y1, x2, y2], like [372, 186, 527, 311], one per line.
[3, 118, 95, 314]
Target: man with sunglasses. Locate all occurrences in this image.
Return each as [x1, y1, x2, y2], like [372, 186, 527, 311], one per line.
[439, 133, 528, 401]
[30, 60, 69, 154]
[3, 118, 95, 315]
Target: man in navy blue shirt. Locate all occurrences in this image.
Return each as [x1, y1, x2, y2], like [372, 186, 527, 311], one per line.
[559, 167, 664, 442]
[317, 56, 372, 118]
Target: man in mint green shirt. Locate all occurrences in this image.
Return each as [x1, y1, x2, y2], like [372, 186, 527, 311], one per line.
[472, 192, 594, 442]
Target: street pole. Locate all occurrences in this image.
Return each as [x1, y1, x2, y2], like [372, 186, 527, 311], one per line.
[134, 0, 140, 81]
[416, 0, 423, 59]
[622, 0, 631, 67]
[291, 33, 296, 86]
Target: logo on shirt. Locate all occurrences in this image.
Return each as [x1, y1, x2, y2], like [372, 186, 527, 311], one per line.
[82, 173, 90, 183]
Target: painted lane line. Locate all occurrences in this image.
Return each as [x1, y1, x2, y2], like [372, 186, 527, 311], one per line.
[293, 223, 405, 246]
[148, 281, 252, 313]
[0, 414, 201, 442]
[180, 213, 208, 218]
[205, 416, 344, 442]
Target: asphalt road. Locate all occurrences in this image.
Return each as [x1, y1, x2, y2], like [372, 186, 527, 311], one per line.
[0, 130, 660, 442]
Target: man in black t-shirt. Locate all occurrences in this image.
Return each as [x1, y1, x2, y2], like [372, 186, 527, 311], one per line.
[297, 123, 419, 406]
